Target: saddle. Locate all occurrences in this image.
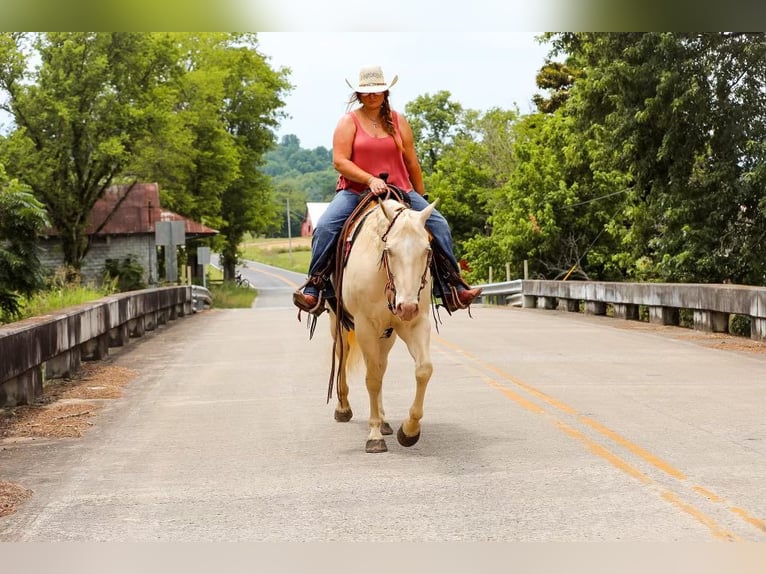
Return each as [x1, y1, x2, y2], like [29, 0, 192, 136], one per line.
[296, 179, 469, 336]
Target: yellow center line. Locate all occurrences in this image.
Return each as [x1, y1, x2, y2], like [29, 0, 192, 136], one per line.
[485, 378, 545, 414]
[556, 420, 653, 485]
[579, 416, 687, 481]
[693, 486, 724, 502]
[249, 265, 301, 288]
[662, 491, 740, 542]
[729, 507, 766, 534]
[433, 333, 759, 541]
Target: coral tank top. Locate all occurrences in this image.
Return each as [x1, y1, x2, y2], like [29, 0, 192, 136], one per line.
[336, 110, 413, 193]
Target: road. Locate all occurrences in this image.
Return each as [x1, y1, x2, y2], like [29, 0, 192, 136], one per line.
[1, 260, 766, 541]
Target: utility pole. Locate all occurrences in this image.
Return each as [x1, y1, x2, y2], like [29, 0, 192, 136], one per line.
[286, 198, 294, 265]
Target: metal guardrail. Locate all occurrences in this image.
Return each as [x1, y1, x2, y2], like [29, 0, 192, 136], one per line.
[475, 279, 523, 306]
[191, 285, 213, 312]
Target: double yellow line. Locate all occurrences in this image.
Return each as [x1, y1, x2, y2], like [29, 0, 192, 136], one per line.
[435, 334, 766, 542]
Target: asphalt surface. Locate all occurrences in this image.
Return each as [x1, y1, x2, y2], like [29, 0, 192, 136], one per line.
[1, 261, 766, 541]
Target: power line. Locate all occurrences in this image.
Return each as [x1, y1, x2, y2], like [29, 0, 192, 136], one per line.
[563, 187, 632, 209]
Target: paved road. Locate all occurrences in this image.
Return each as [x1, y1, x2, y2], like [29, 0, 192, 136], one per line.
[1, 262, 766, 541]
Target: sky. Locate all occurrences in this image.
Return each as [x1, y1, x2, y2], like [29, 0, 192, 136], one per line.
[256, 32, 553, 150]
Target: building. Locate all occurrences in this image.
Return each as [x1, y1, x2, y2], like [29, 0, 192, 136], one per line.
[301, 202, 329, 237]
[40, 182, 218, 286]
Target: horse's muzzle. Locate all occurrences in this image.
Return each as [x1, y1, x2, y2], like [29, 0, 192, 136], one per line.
[394, 302, 419, 321]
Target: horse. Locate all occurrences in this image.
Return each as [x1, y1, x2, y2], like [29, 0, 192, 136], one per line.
[328, 197, 437, 453]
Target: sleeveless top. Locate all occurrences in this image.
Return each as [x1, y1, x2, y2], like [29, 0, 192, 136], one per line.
[336, 110, 413, 193]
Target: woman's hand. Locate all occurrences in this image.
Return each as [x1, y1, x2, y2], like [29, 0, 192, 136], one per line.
[367, 176, 388, 196]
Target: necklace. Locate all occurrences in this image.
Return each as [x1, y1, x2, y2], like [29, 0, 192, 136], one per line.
[362, 110, 380, 129]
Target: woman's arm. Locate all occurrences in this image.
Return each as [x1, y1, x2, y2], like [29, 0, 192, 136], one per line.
[332, 113, 373, 185]
[397, 113, 425, 195]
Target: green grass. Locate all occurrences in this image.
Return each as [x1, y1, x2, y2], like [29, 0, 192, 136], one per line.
[0, 285, 110, 325]
[240, 238, 311, 275]
[208, 281, 257, 308]
[204, 265, 257, 308]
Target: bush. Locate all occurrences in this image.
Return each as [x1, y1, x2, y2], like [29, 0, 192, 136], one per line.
[103, 255, 146, 292]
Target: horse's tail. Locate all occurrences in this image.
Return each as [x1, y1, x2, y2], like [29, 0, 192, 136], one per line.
[327, 326, 362, 403]
[345, 329, 362, 375]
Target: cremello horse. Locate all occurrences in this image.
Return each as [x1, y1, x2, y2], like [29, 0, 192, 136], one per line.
[329, 198, 436, 453]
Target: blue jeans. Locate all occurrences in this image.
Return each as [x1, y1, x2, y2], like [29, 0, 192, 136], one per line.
[305, 190, 459, 296]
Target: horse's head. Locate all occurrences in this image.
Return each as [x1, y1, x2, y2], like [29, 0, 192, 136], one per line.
[379, 199, 437, 321]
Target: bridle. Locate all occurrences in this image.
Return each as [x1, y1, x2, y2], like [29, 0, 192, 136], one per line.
[379, 206, 433, 315]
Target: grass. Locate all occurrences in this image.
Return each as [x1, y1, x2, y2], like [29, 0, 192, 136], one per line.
[240, 237, 311, 275]
[1, 284, 110, 325]
[207, 281, 257, 308]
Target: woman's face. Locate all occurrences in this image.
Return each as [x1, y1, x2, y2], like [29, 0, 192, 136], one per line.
[359, 91, 386, 110]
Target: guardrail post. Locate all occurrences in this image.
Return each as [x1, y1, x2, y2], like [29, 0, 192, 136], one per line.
[613, 303, 639, 320]
[752, 318, 766, 341]
[0, 366, 43, 407]
[538, 296, 556, 310]
[584, 301, 607, 316]
[693, 310, 729, 333]
[649, 306, 679, 326]
[561, 299, 579, 313]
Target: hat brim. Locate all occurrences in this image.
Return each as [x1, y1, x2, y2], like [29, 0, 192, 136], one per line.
[346, 74, 398, 93]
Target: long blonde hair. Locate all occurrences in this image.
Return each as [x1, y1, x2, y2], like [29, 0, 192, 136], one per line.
[349, 91, 404, 152]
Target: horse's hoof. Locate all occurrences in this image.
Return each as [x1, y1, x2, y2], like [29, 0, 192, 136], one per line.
[365, 439, 388, 453]
[334, 409, 353, 422]
[397, 425, 420, 447]
[381, 421, 393, 435]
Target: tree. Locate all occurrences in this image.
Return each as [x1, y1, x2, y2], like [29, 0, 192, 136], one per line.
[0, 33, 182, 276]
[551, 32, 766, 284]
[0, 33, 291, 283]
[129, 33, 291, 280]
[532, 60, 580, 114]
[0, 163, 49, 317]
[405, 91, 464, 175]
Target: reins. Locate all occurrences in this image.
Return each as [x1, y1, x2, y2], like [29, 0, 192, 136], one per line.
[327, 184, 408, 403]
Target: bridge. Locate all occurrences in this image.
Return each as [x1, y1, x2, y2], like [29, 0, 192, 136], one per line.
[1, 261, 765, 542]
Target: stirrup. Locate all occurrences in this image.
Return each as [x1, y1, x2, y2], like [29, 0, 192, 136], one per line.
[293, 290, 326, 316]
[441, 285, 474, 313]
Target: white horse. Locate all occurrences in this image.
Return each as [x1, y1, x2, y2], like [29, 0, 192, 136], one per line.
[329, 198, 436, 453]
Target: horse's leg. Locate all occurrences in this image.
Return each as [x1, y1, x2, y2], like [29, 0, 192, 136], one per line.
[357, 323, 395, 453]
[329, 312, 352, 422]
[378, 392, 393, 436]
[395, 322, 433, 447]
[376, 331, 396, 436]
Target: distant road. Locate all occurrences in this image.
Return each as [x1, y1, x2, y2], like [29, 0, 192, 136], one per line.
[237, 259, 305, 310]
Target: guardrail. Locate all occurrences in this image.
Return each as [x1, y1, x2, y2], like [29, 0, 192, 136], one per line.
[476, 278, 766, 341]
[191, 285, 213, 312]
[476, 279, 523, 306]
[0, 285, 204, 408]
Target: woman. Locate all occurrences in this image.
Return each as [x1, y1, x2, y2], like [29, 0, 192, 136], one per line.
[293, 65, 481, 315]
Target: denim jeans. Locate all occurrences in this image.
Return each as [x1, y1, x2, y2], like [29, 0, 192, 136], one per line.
[304, 189, 459, 296]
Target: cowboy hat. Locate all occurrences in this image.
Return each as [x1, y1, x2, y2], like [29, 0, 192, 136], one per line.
[345, 65, 399, 93]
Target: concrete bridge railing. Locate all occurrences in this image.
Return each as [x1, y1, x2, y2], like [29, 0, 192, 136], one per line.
[0, 286, 205, 408]
[522, 280, 766, 341]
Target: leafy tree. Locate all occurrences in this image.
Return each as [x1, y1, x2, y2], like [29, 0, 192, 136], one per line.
[405, 91, 464, 175]
[426, 108, 519, 257]
[532, 60, 581, 114]
[127, 33, 291, 280]
[0, 33, 181, 276]
[551, 32, 766, 284]
[0, 163, 49, 317]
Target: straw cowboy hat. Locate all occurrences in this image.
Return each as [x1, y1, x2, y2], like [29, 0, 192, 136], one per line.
[346, 65, 399, 93]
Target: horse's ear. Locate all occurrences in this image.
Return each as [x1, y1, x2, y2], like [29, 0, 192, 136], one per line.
[380, 199, 398, 222]
[418, 198, 439, 226]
